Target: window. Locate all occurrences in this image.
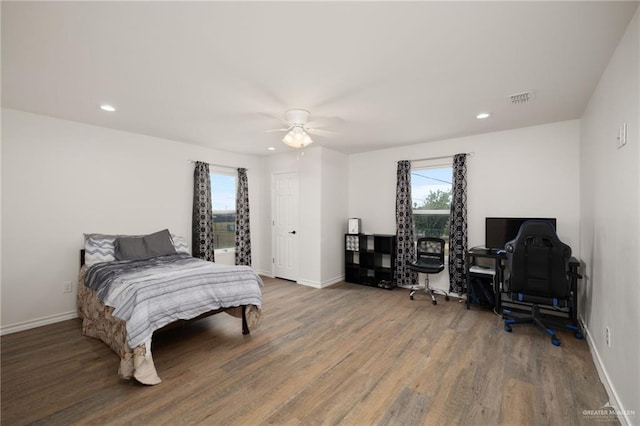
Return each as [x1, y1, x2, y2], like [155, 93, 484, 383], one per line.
[411, 166, 452, 242]
[210, 172, 236, 251]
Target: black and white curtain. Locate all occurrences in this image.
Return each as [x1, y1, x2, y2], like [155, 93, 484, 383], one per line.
[192, 161, 215, 262]
[395, 160, 417, 288]
[235, 168, 252, 266]
[449, 154, 468, 294]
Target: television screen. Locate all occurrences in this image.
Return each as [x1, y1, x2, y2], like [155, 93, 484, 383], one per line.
[485, 217, 557, 250]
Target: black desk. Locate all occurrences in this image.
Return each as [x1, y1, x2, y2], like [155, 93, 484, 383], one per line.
[466, 248, 505, 310]
[465, 248, 581, 326]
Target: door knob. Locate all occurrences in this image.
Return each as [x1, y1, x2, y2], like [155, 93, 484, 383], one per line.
[289, 230, 297, 234]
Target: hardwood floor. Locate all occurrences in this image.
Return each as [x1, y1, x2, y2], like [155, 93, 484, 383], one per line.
[2, 277, 614, 425]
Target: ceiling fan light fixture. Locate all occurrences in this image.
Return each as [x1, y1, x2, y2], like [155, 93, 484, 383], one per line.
[282, 126, 313, 148]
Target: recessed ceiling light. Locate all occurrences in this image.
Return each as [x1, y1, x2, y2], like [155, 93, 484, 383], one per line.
[267, 146, 276, 151]
[476, 112, 491, 119]
[100, 104, 116, 112]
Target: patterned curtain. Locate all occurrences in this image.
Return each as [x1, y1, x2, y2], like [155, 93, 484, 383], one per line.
[235, 168, 252, 266]
[395, 160, 417, 288]
[449, 154, 468, 294]
[192, 161, 215, 262]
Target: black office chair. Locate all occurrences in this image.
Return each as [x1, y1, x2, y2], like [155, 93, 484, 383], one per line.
[408, 237, 450, 305]
[502, 220, 583, 346]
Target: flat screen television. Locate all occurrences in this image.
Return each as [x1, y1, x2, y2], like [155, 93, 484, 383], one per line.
[485, 217, 557, 251]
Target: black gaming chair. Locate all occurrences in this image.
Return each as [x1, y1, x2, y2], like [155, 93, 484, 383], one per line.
[502, 220, 583, 346]
[408, 237, 450, 305]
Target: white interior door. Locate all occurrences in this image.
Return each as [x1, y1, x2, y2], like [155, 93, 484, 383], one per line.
[272, 171, 299, 281]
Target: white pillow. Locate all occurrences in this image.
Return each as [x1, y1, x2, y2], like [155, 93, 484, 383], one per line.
[83, 234, 117, 268]
[171, 234, 190, 255]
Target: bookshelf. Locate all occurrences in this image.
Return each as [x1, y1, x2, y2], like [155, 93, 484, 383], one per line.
[345, 234, 396, 288]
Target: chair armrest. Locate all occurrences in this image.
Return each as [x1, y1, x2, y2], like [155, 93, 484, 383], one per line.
[568, 271, 582, 279]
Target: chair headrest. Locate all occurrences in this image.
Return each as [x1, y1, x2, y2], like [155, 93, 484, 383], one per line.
[416, 237, 445, 255]
[506, 220, 570, 257]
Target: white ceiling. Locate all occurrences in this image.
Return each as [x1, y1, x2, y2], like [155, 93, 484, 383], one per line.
[2, 1, 637, 155]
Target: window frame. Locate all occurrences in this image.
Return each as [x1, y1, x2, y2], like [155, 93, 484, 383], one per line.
[209, 169, 237, 254]
[411, 162, 453, 248]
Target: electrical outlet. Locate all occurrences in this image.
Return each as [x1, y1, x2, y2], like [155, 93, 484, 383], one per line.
[63, 281, 73, 293]
[605, 327, 611, 348]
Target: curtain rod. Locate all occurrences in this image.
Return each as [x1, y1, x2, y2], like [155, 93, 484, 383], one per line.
[410, 152, 475, 162]
[187, 160, 247, 171]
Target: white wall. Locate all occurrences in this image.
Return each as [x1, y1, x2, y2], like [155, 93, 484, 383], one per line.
[296, 147, 323, 286]
[1, 109, 264, 332]
[320, 147, 349, 285]
[0, 110, 3, 325]
[579, 7, 639, 422]
[349, 120, 581, 292]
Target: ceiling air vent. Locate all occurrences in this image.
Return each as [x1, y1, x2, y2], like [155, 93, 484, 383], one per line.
[509, 90, 535, 104]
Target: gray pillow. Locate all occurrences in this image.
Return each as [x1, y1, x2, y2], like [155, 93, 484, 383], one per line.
[114, 229, 177, 260]
[144, 229, 177, 257]
[114, 236, 146, 260]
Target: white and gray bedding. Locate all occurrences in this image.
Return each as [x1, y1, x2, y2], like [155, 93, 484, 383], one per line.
[84, 254, 263, 348]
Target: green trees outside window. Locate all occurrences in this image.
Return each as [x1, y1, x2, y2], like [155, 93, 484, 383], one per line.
[411, 167, 452, 242]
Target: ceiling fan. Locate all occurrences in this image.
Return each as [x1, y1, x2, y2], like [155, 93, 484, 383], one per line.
[265, 109, 340, 149]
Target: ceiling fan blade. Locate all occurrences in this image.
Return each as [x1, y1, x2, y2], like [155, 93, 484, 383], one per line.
[307, 128, 339, 137]
[264, 127, 290, 133]
[306, 116, 344, 129]
[257, 112, 290, 126]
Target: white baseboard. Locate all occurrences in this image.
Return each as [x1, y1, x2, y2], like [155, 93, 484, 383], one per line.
[257, 269, 274, 278]
[296, 278, 322, 288]
[296, 275, 344, 289]
[319, 275, 344, 288]
[580, 316, 634, 426]
[1, 310, 78, 336]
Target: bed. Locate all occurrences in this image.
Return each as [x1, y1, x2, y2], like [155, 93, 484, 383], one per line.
[76, 230, 263, 385]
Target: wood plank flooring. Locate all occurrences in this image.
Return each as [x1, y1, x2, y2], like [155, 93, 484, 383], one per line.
[1, 277, 614, 425]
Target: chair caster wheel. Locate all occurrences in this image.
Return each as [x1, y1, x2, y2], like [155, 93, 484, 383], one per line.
[575, 332, 584, 340]
[504, 325, 512, 332]
[409, 296, 414, 300]
[552, 338, 561, 346]
[444, 296, 450, 301]
[432, 300, 437, 305]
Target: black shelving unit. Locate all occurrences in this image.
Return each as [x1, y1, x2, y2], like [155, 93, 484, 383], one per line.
[345, 234, 396, 288]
